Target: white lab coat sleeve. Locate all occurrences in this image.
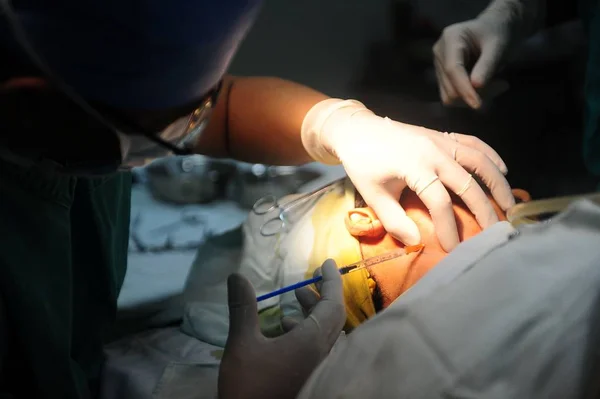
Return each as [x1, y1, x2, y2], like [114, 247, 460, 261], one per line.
[298, 199, 600, 399]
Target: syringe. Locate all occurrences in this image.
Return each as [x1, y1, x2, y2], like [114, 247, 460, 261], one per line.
[256, 244, 424, 302]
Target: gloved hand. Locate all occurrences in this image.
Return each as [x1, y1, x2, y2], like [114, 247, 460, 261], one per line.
[301, 99, 515, 252]
[432, 0, 543, 108]
[294, 268, 332, 318]
[218, 259, 346, 399]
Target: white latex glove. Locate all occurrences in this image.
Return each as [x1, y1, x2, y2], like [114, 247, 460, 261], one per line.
[301, 99, 515, 252]
[432, 0, 543, 108]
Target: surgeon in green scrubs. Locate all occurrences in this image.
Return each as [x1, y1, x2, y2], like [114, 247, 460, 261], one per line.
[0, 0, 516, 398]
[432, 0, 600, 179]
[581, 0, 600, 178]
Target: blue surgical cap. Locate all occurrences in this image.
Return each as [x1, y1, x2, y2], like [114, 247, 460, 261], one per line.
[1, 0, 263, 108]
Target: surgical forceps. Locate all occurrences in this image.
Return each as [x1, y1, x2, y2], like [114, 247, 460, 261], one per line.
[252, 177, 345, 237]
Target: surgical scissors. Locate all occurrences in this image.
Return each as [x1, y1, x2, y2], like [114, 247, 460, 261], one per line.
[252, 177, 345, 237]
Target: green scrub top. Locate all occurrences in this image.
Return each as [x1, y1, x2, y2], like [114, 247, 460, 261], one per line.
[581, 0, 600, 179]
[0, 156, 131, 398]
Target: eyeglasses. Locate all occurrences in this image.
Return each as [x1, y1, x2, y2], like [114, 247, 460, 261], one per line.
[113, 79, 223, 157]
[167, 80, 222, 156]
[1, 0, 220, 159]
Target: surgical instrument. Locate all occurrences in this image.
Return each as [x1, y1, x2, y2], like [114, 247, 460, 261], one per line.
[256, 244, 424, 302]
[230, 164, 321, 209]
[252, 177, 345, 237]
[507, 192, 600, 226]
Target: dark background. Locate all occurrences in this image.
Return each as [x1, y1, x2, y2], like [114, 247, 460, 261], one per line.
[229, 0, 595, 199]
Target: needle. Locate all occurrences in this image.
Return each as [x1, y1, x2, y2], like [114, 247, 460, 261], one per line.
[256, 244, 424, 302]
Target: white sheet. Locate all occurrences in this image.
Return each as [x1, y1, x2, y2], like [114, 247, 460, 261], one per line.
[118, 163, 344, 324]
[114, 184, 248, 337]
[105, 163, 345, 398]
[299, 200, 600, 399]
[101, 327, 222, 399]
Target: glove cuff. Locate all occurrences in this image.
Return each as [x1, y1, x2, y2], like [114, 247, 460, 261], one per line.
[478, 0, 545, 38]
[301, 99, 367, 165]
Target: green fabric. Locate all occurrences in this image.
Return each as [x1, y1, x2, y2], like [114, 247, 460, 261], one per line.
[581, 0, 600, 179]
[258, 306, 285, 338]
[0, 156, 131, 398]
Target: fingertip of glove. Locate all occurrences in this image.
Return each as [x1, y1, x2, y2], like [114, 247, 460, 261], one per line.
[226, 273, 254, 305]
[470, 69, 489, 90]
[321, 259, 338, 274]
[439, 235, 459, 253]
[468, 96, 482, 110]
[496, 162, 508, 175]
[227, 273, 244, 288]
[394, 234, 421, 247]
[471, 77, 485, 89]
[497, 189, 517, 212]
[501, 198, 516, 213]
[387, 218, 421, 247]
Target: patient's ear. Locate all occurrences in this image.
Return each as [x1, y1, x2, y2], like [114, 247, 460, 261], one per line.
[345, 208, 385, 238]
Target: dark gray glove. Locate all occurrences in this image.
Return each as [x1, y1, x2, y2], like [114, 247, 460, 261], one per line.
[292, 267, 324, 320]
[218, 259, 346, 399]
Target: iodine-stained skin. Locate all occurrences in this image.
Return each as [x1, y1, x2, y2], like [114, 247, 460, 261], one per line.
[347, 188, 531, 310]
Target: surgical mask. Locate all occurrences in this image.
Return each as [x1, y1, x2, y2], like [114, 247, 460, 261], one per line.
[118, 117, 194, 167]
[114, 83, 220, 167]
[1, 0, 220, 171]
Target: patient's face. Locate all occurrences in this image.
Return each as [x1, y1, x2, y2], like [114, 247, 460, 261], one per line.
[345, 188, 530, 310]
